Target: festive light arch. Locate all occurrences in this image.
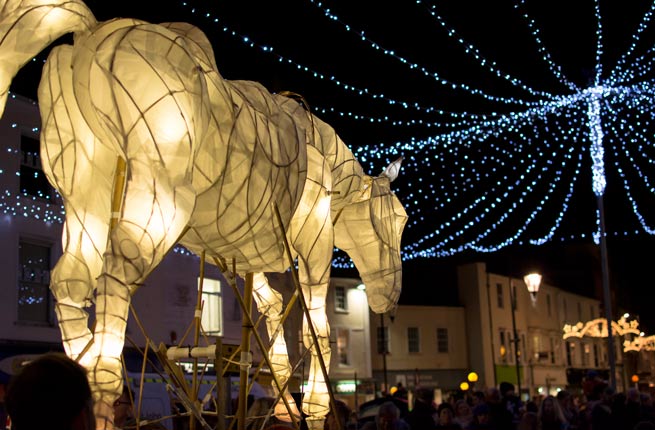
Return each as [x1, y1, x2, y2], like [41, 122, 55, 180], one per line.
[7, 2, 655, 266]
[175, 0, 655, 265]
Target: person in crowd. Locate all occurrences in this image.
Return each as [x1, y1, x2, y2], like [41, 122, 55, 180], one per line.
[435, 402, 462, 429]
[590, 386, 613, 430]
[537, 395, 568, 430]
[640, 393, 655, 423]
[582, 372, 604, 402]
[469, 403, 494, 430]
[393, 383, 408, 401]
[325, 400, 354, 430]
[406, 387, 437, 430]
[525, 400, 539, 414]
[625, 388, 642, 430]
[471, 392, 486, 408]
[485, 387, 511, 430]
[556, 390, 579, 430]
[609, 391, 629, 430]
[517, 411, 538, 430]
[5, 353, 95, 430]
[499, 382, 521, 428]
[453, 399, 474, 429]
[361, 401, 409, 430]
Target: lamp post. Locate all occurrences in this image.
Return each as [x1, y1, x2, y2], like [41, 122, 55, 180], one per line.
[380, 313, 388, 394]
[510, 272, 542, 400]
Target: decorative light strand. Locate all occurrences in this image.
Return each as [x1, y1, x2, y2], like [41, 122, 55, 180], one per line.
[513, 0, 579, 92]
[418, 1, 560, 100]
[308, 0, 545, 107]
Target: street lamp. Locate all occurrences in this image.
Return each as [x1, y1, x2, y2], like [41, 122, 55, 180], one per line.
[510, 272, 542, 400]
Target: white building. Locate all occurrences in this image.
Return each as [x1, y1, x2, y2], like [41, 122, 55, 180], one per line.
[458, 261, 625, 399]
[368, 304, 470, 397]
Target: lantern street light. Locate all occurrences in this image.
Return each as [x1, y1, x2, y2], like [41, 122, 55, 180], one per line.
[510, 272, 542, 400]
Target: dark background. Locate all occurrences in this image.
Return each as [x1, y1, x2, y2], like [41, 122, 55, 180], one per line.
[9, 0, 655, 330]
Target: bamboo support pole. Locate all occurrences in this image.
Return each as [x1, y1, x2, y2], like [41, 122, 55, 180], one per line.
[237, 273, 254, 430]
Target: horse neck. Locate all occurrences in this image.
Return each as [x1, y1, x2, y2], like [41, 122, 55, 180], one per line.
[308, 114, 367, 210]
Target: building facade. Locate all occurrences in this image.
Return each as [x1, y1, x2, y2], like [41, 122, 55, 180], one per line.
[457, 261, 629, 400]
[368, 304, 470, 398]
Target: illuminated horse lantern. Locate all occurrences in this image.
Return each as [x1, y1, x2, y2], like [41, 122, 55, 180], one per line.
[0, 0, 407, 428]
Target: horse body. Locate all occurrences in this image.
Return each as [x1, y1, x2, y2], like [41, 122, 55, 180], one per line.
[1, 1, 407, 429]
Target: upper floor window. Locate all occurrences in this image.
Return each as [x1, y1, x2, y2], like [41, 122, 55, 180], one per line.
[407, 327, 420, 353]
[334, 286, 348, 312]
[566, 342, 575, 366]
[578, 302, 583, 321]
[20, 135, 54, 200]
[200, 278, 223, 336]
[18, 239, 53, 325]
[336, 327, 350, 365]
[582, 342, 591, 366]
[496, 283, 504, 309]
[437, 327, 449, 353]
[546, 294, 552, 317]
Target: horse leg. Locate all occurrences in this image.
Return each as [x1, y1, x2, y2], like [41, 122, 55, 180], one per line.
[251, 272, 300, 421]
[39, 45, 114, 366]
[90, 159, 196, 429]
[289, 148, 334, 430]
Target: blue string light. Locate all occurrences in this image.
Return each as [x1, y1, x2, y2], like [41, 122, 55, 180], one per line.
[6, 1, 655, 268]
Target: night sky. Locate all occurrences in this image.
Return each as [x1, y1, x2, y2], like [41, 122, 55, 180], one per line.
[9, 0, 655, 331]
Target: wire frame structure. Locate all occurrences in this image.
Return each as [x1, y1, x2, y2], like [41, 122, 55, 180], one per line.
[0, 1, 408, 428]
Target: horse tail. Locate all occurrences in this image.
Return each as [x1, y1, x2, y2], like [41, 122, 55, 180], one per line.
[0, 0, 96, 116]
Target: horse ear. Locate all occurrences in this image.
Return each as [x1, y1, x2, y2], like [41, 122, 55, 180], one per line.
[381, 156, 404, 182]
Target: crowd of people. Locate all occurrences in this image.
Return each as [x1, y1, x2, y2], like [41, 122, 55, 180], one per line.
[354, 379, 655, 430]
[5, 355, 655, 430]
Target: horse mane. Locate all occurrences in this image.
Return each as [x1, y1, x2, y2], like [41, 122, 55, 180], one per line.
[275, 91, 368, 211]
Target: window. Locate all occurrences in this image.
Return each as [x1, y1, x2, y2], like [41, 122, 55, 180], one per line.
[593, 344, 600, 367]
[377, 326, 389, 354]
[18, 240, 53, 324]
[334, 286, 348, 312]
[578, 302, 583, 321]
[582, 343, 590, 365]
[336, 328, 350, 365]
[499, 330, 507, 362]
[437, 328, 448, 353]
[550, 337, 556, 364]
[20, 135, 54, 200]
[546, 294, 552, 317]
[590, 304, 595, 319]
[496, 283, 504, 308]
[200, 278, 223, 336]
[407, 327, 420, 353]
[566, 342, 575, 366]
[562, 299, 567, 320]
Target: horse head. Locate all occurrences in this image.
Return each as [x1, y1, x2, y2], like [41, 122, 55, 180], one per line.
[334, 157, 408, 313]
